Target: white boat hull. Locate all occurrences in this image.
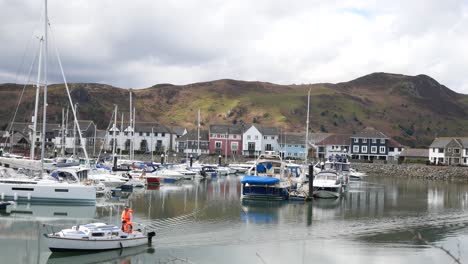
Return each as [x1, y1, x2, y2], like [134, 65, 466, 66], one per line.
[313, 189, 341, 198]
[44, 235, 148, 252]
[0, 182, 96, 204]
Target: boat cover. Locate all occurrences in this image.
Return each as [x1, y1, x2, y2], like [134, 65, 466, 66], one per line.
[241, 176, 279, 185]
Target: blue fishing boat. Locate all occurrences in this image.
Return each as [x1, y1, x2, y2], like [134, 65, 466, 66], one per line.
[241, 153, 291, 200]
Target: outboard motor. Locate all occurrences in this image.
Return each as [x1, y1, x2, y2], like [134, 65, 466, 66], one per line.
[147, 231, 156, 245]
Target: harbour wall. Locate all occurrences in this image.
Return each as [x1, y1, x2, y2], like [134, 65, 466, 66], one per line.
[353, 163, 468, 182]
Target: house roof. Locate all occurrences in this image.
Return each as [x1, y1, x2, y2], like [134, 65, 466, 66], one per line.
[400, 148, 429, 158]
[250, 124, 279, 135]
[210, 124, 244, 134]
[171, 127, 186, 136]
[429, 137, 467, 148]
[352, 127, 388, 139]
[315, 134, 351, 146]
[387, 138, 404, 148]
[278, 133, 305, 145]
[176, 129, 209, 141]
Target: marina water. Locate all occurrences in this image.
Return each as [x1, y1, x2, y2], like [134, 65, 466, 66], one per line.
[2, 175, 468, 263]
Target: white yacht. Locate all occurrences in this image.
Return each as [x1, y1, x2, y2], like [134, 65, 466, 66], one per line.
[0, 168, 96, 204]
[44, 222, 155, 252]
[312, 170, 344, 198]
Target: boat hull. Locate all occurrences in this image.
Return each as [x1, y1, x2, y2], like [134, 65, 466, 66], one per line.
[241, 184, 289, 200]
[44, 235, 148, 252]
[0, 183, 96, 204]
[313, 188, 341, 199]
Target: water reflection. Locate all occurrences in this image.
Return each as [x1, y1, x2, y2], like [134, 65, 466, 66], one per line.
[2, 175, 468, 263]
[46, 246, 154, 264]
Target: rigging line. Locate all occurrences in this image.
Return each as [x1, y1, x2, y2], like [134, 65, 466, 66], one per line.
[96, 109, 116, 163]
[3, 45, 41, 149]
[48, 22, 90, 165]
[13, 4, 45, 85]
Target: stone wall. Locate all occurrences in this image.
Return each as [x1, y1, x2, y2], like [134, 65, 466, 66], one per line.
[353, 163, 468, 182]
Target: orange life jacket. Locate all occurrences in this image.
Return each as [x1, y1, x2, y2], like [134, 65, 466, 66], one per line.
[121, 209, 133, 222]
[123, 221, 133, 233]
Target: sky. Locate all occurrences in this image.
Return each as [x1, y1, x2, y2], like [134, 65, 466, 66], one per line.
[1, 0, 468, 93]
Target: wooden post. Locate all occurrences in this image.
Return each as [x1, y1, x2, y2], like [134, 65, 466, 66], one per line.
[308, 164, 313, 201]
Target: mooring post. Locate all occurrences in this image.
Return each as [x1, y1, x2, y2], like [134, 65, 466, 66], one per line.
[308, 164, 313, 201]
[218, 155, 222, 166]
[160, 154, 164, 165]
[113, 156, 118, 170]
[190, 154, 193, 167]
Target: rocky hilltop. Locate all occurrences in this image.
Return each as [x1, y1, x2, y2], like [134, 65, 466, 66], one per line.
[1, 72, 468, 147]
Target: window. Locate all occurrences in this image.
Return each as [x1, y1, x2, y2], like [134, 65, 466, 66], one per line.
[455, 148, 460, 154]
[215, 141, 222, 149]
[247, 135, 251, 140]
[371, 146, 377, 153]
[448, 148, 452, 153]
[294, 153, 297, 157]
[361, 146, 367, 153]
[146, 132, 150, 136]
[154, 132, 158, 137]
[354, 138, 358, 143]
[266, 144, 273, 151]
[466, 149, 468, 155]
[380, 139, 385, 144]
[288, 145, 292, 147]
[389, 147, 394, 152]
[139, 132, 143, 136]
[162, 133, 165, 137]
[363, 139, 367, 143]
[439, 148, 444, 153]
[264, 136, 267, 139]
[255, 135, 259, 140]
[124, 132, 128, 136]
[233, 135, 237, 139]
[372, 139, 377, 143]
[454, 158, 460, 164]
[353, 146, 359, 153]
[439, 158, 444, 163]
[379, 146, 386, 153]
[271, 136, 274, 140]
[231, 142, 238, 151]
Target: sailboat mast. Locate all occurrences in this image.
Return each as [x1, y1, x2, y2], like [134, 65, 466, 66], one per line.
[120, 113, 123, 156]
[197, 108, 200, 156]
[40, 0, 48, 172]
[61, 107, 65, 156]
[112, 104, 117, 157]
[129, 90, 132, 160]
[133, 107, 135, 160]
[31, 37, 43, 160]
[72, 103, 77, 157]
[305, 89, 311, 163]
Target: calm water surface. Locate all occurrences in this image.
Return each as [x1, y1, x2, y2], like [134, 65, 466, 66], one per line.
[2, 175, 468, 264]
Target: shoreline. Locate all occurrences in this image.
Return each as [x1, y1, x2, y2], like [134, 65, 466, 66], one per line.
[352, 163, 468, 182]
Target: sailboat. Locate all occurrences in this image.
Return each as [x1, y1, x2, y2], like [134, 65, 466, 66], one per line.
[0, 0, 96, 204]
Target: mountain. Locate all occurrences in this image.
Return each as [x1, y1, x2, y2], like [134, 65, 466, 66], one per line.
[1, 72, 467, 147]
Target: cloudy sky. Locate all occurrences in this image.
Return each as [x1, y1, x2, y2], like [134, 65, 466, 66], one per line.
[1, 0, 468, 92]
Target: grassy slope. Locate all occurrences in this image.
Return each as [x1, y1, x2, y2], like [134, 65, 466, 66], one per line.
[1, 73, 468, 147]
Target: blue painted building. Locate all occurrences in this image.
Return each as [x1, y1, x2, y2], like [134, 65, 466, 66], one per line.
[278, 133, 306, 160]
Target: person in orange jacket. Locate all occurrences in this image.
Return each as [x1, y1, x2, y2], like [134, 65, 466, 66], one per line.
[121, 206, 133, 231]
[122, 220, 133, 233]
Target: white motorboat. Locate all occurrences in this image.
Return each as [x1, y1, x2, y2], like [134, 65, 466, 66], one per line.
[312, 170, 343, 198]
[44, 222, 156, 252]
[0, 169, 96, 204]
[148, 168, 185, 183]
[228, 161, 255, 173]
[349, 168, 367, 180]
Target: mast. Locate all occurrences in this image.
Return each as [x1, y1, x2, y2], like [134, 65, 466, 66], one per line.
[112, 104, 117, 158]
[129, 89, 132, 160]
[40, 0, 48, 172]
[72, 103, 77, 157]
[61, 107, 65, 156]
[151, 127, 154, 161]
[133, 107, 136, 160]
[305, 89, 311, 163]
[120, 113, 123, 156]
[197, 108, 200, 156]
[64, 106, 69, 155]
[31, 37, 43, 160]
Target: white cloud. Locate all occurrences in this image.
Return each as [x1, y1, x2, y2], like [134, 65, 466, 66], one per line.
[1, 0, 468, 93]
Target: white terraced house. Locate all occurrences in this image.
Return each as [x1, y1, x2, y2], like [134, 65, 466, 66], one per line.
[242, 124, 279, 157]
[106, 123, 175, 153]
[429, 137, 468, 165]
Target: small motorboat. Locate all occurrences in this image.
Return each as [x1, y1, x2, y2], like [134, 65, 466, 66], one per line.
[43, 222, 155, 252]
[0, 201, 13, 210]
